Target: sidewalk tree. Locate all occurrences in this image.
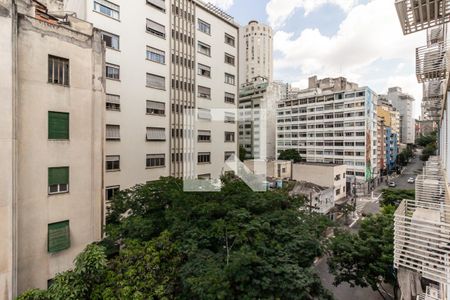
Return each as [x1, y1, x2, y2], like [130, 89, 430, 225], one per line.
[278, 149, 303, 163]
[327, 206, 397, 299]
[381, 189, 414, 207]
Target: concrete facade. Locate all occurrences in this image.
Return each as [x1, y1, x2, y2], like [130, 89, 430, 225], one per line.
[62, 0, 239, 192]
[289, 181, 335, 215]
[277, 76, 378, 195]
[0, 0, 104, 296]
[291, 163, 347, 203]
[239, 20, 273, 84]
[243, 159, 292, 179]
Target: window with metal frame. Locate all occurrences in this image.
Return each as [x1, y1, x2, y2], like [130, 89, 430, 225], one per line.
[198, 130, 211, 142]
[146, 0, 165, 12]
[106, 155, 120, 171]
[224, 92, 235, 104]
[224, 53, 235, 65]
[197, 86, 211, 99]
[146, 127, 166, 141]
[146, 46, 165, 64]
[101, 31, 119, 49]
[146, 154, 165, 168]
[106, 124, 120, 140]
[48, 55, 69, 86]
[198, 19, 211, 34]
[198, 152, 211, 164]
[94, 0, 119, 19]
[225, 73, 235, 85]
[105, 185, 120, 201]
[106, 63, 120, 80]
[146, 19, 165, 38]
[224, 151, 235, 161]
[48, 167, 69, 194]
[146, 100, 165, 115]
[225, 33, 235, 47]
[146, 73, 165, 90]
[198, 63, 211, 77]
[224, 112, 235, 124]
[198, 41, 211, 56]
[225, 131, 235, 142]
[106, 94, 120, 111]
[198, 108, 212, 120]
[48, 111, 69, 140]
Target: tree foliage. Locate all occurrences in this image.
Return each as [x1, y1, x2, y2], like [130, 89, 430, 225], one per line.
[397, 148, 413, 166]
[327, 206, 397, 299]
[381, 189, 415, 207]
[416, 132, 436, 147]
[20, 177, 333, 300]
[278, 149, 303, 163]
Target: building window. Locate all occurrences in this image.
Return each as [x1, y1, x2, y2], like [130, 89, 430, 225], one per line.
[105, 185, 120, 201]
[106, 155, 120, 171]
[106, 124, 120, 140]
[198, 63, 211, 77]
[94, 0, 119, 19]
[48, 55, 69, 86]
[224, 92, 235, 104]
[146, 127, 166, 141]
[336, 189, 341, 195]
[48, 167, 69, 194]
[198, 108, 212, 120]
[48, 111, 69, 140]
[146, 19, 165, 38]
[146, 73, 165, 90]
[106, 94, 120, 111]
[146, 0, 165, 12]
[224, 151, 235, 161]
[198, 19, 211, 34]
[48, 220, 70, 253]
[225, 131, 235, 142]
[198, 152, 211, 164]
[100, 31, 119, 50]
[197, 86, 211, 99]
[224, 53, 235, 66]
[225, 73, 235, 85]
[198, 41, 211, 56]
[198, 130, 211, 142]
[146, 100, 165, 115]
[225, 33, 235, 47]
[106, 63, 120, 80]
[224, 112, 235, 124]
[146, 46, 165, 64]
[146, 154, 165, 168]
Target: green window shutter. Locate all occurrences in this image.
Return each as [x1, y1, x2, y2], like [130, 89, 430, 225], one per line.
[48, 220, 70, 253]
[48, 167, 69, 185]
[48, 112, 69, 139]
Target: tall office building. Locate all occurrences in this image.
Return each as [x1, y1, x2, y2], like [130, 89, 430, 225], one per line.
[387, 87, 415, 145]
[276, 76, 378, 195]
[377, 95, 400, 173]
[239, 76, 286, 159]
[63, 0, 239, 190]
[0, 1, 104, 297]
[239, 20, 273, 84]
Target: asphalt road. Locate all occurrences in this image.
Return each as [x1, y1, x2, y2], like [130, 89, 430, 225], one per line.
[314, 155, 423, 299]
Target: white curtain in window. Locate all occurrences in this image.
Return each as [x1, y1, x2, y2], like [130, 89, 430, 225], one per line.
[106, 125, 120, 138]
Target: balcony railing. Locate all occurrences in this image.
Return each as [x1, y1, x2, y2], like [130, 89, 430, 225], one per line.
[415, 173, 446, 203]
[395, 0, 450, 35]
[416, 284, 441, 299]
[427, 25, 447, 45]
[394, 199, 450, 284]
[416, 41, 448, 82]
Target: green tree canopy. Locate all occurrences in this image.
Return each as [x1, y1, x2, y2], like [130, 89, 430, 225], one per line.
[381, 189, 415, 207]
[20, 177, 334, 300]
[327, 206, 397, 299]
[278, 149, 303, 163]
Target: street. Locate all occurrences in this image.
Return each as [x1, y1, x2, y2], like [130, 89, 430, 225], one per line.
[314, 153, 422, 299]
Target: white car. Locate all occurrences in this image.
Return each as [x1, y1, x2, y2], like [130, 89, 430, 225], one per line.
[388, 182, 396, 187]
[407, 177, 415, 184]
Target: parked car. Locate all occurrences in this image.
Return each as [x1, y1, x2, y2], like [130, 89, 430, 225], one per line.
[388, 182, 397, 187]
[407, 177, 415, 183]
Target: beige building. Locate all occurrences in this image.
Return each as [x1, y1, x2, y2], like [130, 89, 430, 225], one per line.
[63, 0, 239, 193]
[0, 0, 104, 297]
[292, 163, 347, 203]
[239, 20, 273, 84]
[243, 159, 292, 179]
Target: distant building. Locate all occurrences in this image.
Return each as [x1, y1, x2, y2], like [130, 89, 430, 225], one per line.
[388, 87, 415, 144]
[377, 98, 400, 173]
[239, 20, 273, 84]
[291, 162, 347, 203]
[277, 76, 378, 196]
[289, 181, 335, 216]
[243, 159, 292, 179]
[239, 76, 286, 159]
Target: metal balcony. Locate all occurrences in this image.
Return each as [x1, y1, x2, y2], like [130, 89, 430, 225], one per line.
[427, 25, 447, 45]
[416, 284, 441, 299]
[416, 41, 448, 83]
[395, 0, 450, 35]
[394, 199, 450, 284]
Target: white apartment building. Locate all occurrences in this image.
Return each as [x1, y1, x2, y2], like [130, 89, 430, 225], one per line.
[239, 76, 286, 159]
[63, 0, 239, 191]
[239, 20, 273, 84]
[277, 78, 378, 195]
[387, 86, 415, 144]
[0, 1, 104, 297]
